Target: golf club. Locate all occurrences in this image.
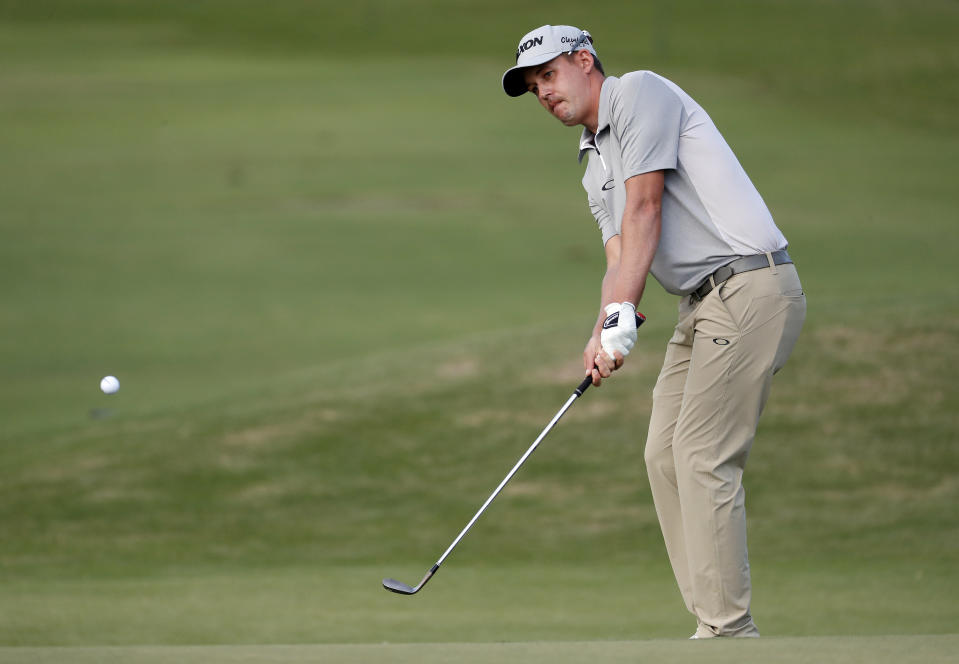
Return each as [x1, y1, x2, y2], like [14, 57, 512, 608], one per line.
[382, 311, 645, 595]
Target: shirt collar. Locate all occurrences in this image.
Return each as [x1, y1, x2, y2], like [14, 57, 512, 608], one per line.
[577, 76, 617, 163]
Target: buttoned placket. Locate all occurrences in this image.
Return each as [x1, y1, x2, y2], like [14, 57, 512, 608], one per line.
[580, 133, 612, 182]
[595, 145, 610, 179]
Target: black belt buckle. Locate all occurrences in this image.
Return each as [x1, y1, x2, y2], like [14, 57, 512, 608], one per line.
[689, 282, 709, 304]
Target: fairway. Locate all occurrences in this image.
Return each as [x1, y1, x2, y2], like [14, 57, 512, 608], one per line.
[4, 635, 958, 664]
[1, 0, 957, 660]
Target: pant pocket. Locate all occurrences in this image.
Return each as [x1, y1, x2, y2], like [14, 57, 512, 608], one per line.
[772, 293, 806, 373]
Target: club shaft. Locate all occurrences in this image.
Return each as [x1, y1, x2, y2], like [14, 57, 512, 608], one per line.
[434, 381, 590, 568]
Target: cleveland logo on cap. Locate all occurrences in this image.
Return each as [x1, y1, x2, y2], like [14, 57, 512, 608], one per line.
[516, 36, 544, 59]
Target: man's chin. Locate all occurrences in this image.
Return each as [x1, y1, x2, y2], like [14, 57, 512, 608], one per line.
[552, 109, 577, 126]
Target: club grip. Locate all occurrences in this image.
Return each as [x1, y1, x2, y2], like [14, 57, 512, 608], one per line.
[575, 374, 593, 396]
[579, 310, 646, 395]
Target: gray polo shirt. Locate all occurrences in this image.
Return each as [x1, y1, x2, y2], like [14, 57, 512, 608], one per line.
[579, 72, 787, 295]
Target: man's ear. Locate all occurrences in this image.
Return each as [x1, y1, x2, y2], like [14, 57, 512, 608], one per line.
[576, 49, 595, 73]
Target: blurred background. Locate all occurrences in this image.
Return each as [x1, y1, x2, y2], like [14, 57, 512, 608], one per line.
[1, 0, 957, 650]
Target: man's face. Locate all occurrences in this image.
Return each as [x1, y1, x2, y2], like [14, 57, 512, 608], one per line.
[523, 53, 591, 126]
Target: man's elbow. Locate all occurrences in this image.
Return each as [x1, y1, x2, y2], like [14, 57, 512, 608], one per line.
[625, 199, 662, 226]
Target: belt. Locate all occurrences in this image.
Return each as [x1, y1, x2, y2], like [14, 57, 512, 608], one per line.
[689, 250, 792, 303]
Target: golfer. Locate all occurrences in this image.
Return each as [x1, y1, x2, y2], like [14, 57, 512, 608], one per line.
[503, 25, 806, 638]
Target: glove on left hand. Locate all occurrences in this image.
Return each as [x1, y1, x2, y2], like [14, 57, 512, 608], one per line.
[600, 302, 638, 361]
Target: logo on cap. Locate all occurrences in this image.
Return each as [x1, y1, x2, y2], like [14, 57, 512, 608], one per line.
[516, 36, 544, 59]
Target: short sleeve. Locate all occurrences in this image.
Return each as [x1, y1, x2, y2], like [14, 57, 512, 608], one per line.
[588, 194, 618, 245]
[611, 73, 685, 180]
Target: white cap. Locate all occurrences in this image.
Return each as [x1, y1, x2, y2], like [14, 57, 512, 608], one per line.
[502, 25, 597, 97]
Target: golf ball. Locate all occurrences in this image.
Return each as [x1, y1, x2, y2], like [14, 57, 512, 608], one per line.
[100, 375, 120, 394]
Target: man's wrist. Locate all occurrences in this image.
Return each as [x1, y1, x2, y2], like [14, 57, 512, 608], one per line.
[604, 300, 636, 316]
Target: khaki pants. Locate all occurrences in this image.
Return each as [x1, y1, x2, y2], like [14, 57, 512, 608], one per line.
[645, 261, 806, 637]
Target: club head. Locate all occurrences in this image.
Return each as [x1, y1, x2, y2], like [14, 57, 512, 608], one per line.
[382, 578, 418, 595]
[383, 564, 438, 595]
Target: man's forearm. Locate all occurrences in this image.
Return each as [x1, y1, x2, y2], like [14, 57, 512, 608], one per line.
[612, 206, 661, 306]
[594, 263, 619, 335]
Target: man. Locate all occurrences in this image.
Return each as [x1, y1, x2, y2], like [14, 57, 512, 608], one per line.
[502, 25, 806, 638]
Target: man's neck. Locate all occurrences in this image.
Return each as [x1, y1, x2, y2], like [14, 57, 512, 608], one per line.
[582, 75, 605, 135]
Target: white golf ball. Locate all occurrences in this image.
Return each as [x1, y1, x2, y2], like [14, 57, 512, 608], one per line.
[100, 375, 120, 394]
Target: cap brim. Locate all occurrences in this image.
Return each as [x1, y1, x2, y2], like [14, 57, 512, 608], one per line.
[501, 51, 562, 97]
[501, 66, 530, 97]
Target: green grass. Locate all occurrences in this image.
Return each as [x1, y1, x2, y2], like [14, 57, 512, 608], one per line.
[0, 0, 957, 656]
[1, 561, 956, 646]
[4, 636, 959, 664]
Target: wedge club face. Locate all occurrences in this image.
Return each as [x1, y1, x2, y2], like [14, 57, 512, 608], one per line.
[383, 564, 438, 595]
[382, 578, 417, 595]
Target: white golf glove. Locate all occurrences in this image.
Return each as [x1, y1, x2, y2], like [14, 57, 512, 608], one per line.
[600, 302, 638, 361]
